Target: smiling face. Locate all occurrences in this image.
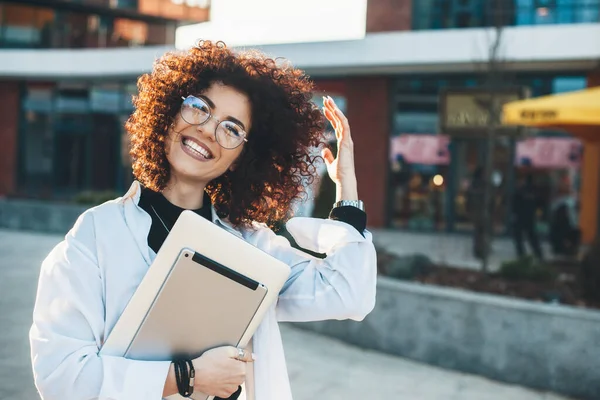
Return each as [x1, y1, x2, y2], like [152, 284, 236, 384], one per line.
[164, 82, 252, 187]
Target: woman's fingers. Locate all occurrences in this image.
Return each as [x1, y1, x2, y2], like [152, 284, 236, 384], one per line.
[323, 107, 338, 131]
[322, 98, 340, 135]
[323, 96, 351, 142]
[321, 148, 335, 166]
[227, 346, 255, 362]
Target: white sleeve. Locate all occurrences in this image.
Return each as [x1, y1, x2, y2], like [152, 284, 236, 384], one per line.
[29, 212, 171, 400]
[268, 217, 377, 323]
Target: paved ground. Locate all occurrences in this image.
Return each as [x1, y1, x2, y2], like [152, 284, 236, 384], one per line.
[0, 229, 574, 400]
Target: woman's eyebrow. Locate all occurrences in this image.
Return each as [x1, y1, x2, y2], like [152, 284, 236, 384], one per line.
[198, 94, 247, 131]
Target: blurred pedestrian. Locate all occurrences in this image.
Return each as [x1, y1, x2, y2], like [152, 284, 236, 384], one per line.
[549, 183, 580, 256]
[512, 174, 543, 260]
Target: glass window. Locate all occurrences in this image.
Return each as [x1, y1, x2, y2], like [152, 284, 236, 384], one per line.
[113, 18, 148, 46]
[23, 85, 53, 112]
[516, 0, 535, 24]
[19, 85, 55, 195]
[389, 134, 449, 231]
[553, 76, 587, 93]
[90, 83, 124, 112]
[52, 11, 90, 48]
[391, 84, 448, 231]
[415, 0, 599, 29]
[113, 0, 139, 9]
[54, 82, 92, 191]
[412, 0, 436, 30]
[3, 4, 37, 46]
[56, 82, 89, 113]
[1, 4, 54, 48]
[145, 22, 169, 45]
[22, 111, 53, 179]
[53, 119, 90, 190]
[124, 82, 138, 112]
[575, 0, 600, 22]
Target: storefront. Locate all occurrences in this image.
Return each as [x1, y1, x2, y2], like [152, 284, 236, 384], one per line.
[387, 73, 587, 235]
[503, 84, 600, 243]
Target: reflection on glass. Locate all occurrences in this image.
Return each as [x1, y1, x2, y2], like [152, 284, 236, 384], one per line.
[53, 113, 91, 191]
[414, 0, 599, 29]
[0, 3, 175, 48]
[22, 111, 53, 192]
[1, 4, 54, 48]
[390, 159, 448, 231]
[17, 81, 140, 196]
[91, 83, 124, 112]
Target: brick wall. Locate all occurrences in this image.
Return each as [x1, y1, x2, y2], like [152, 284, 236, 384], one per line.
[0, 81, 20, 196]
[366, 0, 412, 33]
[315, 77, 391, 228]
[346, 78, 390, 227]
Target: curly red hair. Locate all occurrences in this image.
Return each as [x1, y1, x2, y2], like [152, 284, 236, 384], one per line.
[126, 41, 326, 228]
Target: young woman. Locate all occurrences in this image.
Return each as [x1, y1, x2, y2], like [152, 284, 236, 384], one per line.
[30, 41, 376, 400]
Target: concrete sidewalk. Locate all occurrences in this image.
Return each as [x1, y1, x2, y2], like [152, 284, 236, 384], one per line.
[282, 324, 572, 400]
[0, 229, 574, 400]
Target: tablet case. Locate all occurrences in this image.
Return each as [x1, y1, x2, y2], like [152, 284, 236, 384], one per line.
[124, 248, 268, 361]
[100, 210, 291, 400]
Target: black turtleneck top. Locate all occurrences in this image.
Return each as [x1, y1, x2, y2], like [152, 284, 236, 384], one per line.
[138, 187, 367, 255]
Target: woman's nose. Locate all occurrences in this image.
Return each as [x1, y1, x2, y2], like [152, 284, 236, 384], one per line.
[196, 117, 218, 142]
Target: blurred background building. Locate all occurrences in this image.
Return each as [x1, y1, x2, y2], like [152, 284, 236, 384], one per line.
[0, 0, 209, 199]
[308, 0, 599, 242]
[1, 0, 599, 243]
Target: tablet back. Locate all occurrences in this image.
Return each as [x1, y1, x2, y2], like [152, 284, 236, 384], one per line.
[125, 248, 268, 361]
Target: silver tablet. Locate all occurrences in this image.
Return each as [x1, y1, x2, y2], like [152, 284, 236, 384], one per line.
[124, 248, 268, 361]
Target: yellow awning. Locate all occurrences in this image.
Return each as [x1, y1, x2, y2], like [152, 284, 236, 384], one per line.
[502, 86, 600, 127]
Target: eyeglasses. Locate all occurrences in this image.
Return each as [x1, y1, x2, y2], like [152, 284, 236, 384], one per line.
[179, 95, 248, 150]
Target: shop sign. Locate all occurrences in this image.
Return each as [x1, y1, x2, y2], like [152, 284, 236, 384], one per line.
[390, 134, 450, 165]
[440, 87, 528, 136]
[515, 137, 582, 169]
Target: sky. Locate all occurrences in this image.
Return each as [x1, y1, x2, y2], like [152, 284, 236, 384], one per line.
[175, 0, 367, 49]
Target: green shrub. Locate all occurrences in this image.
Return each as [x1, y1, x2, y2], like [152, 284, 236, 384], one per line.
[376, 246, 432, 280]
[499, 256, 556, 282]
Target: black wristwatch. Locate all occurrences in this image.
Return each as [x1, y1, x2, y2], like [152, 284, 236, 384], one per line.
[333, 200, 365, 212]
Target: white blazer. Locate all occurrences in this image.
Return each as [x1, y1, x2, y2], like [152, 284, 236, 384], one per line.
[29, 181, 377, 400]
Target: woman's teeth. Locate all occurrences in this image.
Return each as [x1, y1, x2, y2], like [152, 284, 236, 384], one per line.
[183, 139, 212, 159]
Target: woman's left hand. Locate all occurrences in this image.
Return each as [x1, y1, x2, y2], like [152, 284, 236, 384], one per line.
[321, 96, 359, 202]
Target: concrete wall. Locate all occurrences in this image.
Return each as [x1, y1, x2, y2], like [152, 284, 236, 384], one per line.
[314, 77, 391, 228]
[0, 199, 86, 234]
[299, 277, 600, 400]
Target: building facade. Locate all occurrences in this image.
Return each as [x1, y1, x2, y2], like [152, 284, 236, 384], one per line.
[310, 0, 600, 241]
[0, 0, 209, 199]
[2, 0, 600, 242]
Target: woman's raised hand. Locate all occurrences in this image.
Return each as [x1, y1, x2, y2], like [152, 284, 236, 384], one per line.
[321, 96, 358, 202]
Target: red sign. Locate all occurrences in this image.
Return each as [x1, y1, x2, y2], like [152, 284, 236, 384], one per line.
[515, 138, 582, 169]
[390, 134, 450, 165]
